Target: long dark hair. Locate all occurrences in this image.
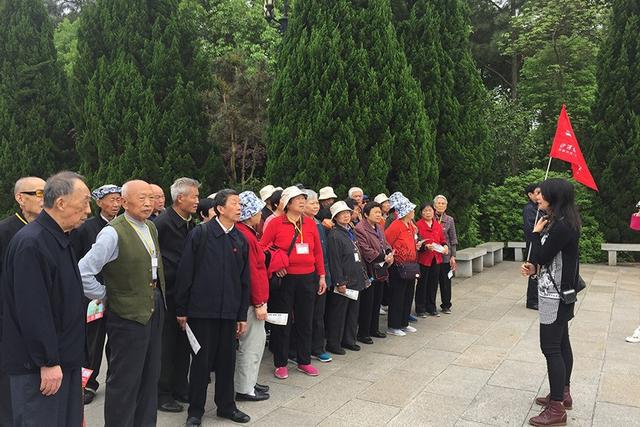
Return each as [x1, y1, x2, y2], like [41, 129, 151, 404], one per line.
[539, 178, 581, 231]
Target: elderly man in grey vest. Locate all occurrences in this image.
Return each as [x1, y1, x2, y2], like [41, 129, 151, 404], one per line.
[79, 180, 166, 427]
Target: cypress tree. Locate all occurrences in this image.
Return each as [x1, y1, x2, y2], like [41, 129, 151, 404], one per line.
[0, 0, 73, 214]
[266, 0, 436, 200]
[393, 0, 492, 246]
[589, 0, 640, 243]
[73, 0, 222, 191]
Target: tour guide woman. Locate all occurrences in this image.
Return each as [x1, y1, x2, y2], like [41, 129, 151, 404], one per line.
[260, 186, 327, 379]
[522, 178, 580, 427]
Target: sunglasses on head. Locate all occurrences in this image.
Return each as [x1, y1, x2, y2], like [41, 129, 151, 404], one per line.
[21, 190, 44, 198]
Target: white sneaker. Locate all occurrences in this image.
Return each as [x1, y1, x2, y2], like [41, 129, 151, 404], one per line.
[379, 308, 387, 315]
[387, 328, 406, 337]
[626, 327, 640, 343]
[402, 325, 417, 333]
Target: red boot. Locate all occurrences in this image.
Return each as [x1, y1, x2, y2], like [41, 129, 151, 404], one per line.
[529, 400, 567, 426]
[534, 385, 572, 409]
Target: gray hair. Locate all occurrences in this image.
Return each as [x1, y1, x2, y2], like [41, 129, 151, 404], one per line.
[43, 171, 85, 209]
[433, 194, 448, 203]
[348, 187, 363, 198]
[170, 177, 201, 202]
[303, 189, 318, 201]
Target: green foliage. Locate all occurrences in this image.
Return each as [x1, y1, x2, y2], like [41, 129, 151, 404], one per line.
[589, 0, 640, 243]
[479, 169, 605, 263]
[72, 0, 222, 191]
[53, 17, 80, 77]
[393, 0, 492, 245]
[266, 0, 436, 201]
[0, 0, 74, 214]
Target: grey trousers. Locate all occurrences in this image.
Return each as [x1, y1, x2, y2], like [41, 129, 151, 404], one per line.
[9, 367, 82, 427]
[0, 368, 12, 427]
[234, 307, 266, 395]
[104, 289, 164, 427]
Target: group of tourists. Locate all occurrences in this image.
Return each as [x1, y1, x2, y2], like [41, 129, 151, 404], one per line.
[0, 174, 460, 427]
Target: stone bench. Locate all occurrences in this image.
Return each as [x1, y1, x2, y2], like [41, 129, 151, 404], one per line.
[477, 242, 505, 267]
[455, 247, 487, 278]
[601, 243, 640, 266]
[507, 241, 526, 261]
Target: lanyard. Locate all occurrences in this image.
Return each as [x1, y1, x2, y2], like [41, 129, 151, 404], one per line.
[289, 218, 303, 243]
[15, 213, 27, 225]
[125, 218, 156, 257]
[437, 213, 446, 225]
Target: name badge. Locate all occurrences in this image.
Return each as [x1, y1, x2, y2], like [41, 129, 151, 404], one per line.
[296, 243, 309, 255]
[151, 257, 159, 268]
[354, 252, 360, 262]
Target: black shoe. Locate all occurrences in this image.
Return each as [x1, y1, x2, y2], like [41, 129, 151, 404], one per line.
[372, 331, 387, 338]
[158, 399, 184, 413]
[254, 383, 270, 393]
[236, 390, 270, 401]
[526, 304, 539, 310]
[83, 389, 96, 405]
[173, 393, 189, 404]
[185, 416, 201, 426]
[326, 346, 346, 355]
[342, 343, 361, 351]
[217, 409, 251, 423]
[357, 336, 374, 344]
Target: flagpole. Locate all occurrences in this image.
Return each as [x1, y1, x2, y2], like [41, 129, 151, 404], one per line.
[526, 156, 553, 262]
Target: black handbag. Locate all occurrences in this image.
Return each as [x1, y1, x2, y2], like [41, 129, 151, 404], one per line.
[268, 230, 299, 291]
[396, 262, 421, 280]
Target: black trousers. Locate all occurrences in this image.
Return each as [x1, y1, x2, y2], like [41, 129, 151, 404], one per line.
[311, 291, 327, 355]
[357, 280, 384, 337]
[326, 289, 360, 348]
[85, 298, 107, 392]
[188, 318, 237, 419]
[437, 262, 453, 310]
[105, 290, 164, 427]
[269, 273, 316, 367]
[415, 261, 440, 314]
[9, 367, 82, 427]
[158, 299, 190, 404]
[540, 319, 573, 401]
[388, 267, 415, 330]
[0, 367, 11, 427]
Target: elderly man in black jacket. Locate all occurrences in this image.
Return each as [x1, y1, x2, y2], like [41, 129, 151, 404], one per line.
[154, 177, 199, 412]
[70, 184, 122, 405]
[175, 189, 251, 426]
[1, 171, 91, 426]
[523, 183, 541, 310]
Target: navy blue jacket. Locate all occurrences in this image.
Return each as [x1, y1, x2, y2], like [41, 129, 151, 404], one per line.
[174, 220, 250, 321]
[1, 211, 85, 374]
[523, 200, 539, 243]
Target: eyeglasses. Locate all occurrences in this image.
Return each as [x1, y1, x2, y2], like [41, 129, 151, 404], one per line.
[21, 190, 44, 198]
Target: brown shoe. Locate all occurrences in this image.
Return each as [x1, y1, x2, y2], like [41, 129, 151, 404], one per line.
[529, 400, 567, 426]
[534, 385, 572, 410]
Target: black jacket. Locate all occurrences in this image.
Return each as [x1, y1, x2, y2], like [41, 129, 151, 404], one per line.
[154, 206, 195, 298]
[174, 220, 250, 321]
[1, 211, 85, 374]
[0, 213, 26, 278]
[523, 200, 540, 243]
[70, 214, 108, 260]
[327, 225, 368, 291]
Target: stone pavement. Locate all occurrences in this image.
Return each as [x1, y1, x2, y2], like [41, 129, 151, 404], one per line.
[85, 261, 640, 426]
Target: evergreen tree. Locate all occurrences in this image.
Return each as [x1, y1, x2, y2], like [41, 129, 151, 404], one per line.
[266, 0, 437, 200]
[589, 0, 640, 243]
[393, 0, 492, 246]
[0, 0, 73, 215]
[73, 0, 222, 192]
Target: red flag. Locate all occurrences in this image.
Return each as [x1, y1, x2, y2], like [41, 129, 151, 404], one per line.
[549, 104, 598, 191]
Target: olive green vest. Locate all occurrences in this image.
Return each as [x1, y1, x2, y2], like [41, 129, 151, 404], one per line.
[102, 215, 166, 325]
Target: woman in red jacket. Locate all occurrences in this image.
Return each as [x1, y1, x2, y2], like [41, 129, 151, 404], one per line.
[384, 195, 420, 337]
[415, 202, 448, 317]
[235, 191, 271, 401]
[260, 186, 327, 379]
